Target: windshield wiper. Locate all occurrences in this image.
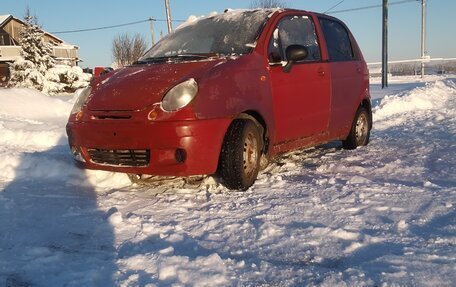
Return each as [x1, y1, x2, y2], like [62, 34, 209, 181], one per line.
[135, 53, 220, 64]
[134, 57, 170, 64]
[175, 53, 220, 59]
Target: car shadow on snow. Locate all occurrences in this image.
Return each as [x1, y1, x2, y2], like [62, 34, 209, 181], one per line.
[0, 139, 118, 286]
[116, 233, 216, 285]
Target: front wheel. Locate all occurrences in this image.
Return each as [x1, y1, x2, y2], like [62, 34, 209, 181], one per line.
[343, 107, 371, 150]
[218, 119, 262, 191]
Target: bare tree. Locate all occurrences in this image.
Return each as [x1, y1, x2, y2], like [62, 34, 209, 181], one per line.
[390, 63, 415, 76]
[250, 0, 286, 8]
[112, 33, 147, 67]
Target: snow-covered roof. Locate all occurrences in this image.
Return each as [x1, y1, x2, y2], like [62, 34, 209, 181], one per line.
[0, 14, 12, 27]
[0, 14, 68, 45]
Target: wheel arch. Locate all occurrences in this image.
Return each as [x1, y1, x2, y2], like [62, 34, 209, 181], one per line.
[360, 98, 372, 129]
[235, 110, 269, 154]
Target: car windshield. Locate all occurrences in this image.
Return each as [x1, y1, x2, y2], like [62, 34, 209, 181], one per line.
[139, 9, 274, 62]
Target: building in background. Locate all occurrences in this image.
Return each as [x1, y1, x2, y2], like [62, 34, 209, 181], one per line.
[0, 14, 80, 86]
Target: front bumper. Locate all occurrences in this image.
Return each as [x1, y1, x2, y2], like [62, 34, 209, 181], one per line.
[66, 118, 231, 176]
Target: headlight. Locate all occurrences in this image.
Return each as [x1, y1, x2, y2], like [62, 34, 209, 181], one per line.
[161, 79, 198, 112]
[70, 86, 92, 115]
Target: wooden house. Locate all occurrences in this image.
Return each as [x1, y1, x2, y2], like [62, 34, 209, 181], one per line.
[0, 14, 80, 86]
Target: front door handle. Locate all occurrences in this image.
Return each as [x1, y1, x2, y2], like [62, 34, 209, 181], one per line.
[318, 67, 326, 77]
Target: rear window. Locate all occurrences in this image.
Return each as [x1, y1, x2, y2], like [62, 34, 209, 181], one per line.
[319, 18, 355, 61]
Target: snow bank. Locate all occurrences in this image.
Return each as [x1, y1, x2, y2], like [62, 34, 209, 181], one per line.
[0, 88, 130, 187]
[374, 79, 456, 130]
[0, 88, 71, 122]
[0, 88, 71, 149]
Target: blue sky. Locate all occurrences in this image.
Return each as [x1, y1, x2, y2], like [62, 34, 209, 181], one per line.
[1, 0, 455, 68]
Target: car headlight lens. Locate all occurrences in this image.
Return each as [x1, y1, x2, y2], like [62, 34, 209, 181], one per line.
[70, 86, 92, 115]
[161, 79, 198, 112]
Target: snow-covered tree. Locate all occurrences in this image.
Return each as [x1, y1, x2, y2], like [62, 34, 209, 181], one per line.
[44, 65, 92, 94]
[9, 11, 55, 90]
[19, 14, 55, 72]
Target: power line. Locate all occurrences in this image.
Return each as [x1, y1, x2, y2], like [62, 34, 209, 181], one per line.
[324, 0, 346, 14]
[50, 0, 418, 34]
[328, 0, 416, 14]
[50, 18, 185, 34]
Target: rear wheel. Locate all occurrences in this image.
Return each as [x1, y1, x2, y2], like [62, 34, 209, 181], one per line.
[343, 107, 371, 149]
[218, 119, 262, 190]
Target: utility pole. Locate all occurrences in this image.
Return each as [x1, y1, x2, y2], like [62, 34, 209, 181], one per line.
[382, 0, 388, 88]
[165, 0, 173, 33]
[149, 17, 155, 46]
[420, 0, 426, 78]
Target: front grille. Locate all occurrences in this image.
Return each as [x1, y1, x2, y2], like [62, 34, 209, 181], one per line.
[87, 148, 150, 167]
[92, 115, 132, 120]
[90, 111, 133, 120]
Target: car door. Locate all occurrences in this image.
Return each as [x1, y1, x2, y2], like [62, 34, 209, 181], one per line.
[318, 17, 365, 135]
[267, 14, 330, 144]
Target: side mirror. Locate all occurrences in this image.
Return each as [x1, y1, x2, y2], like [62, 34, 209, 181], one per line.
[283, 45, 308, 73]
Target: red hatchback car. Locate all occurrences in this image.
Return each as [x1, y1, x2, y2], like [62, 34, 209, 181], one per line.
[67, 9, 372, 190]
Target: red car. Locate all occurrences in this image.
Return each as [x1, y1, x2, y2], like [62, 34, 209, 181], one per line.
[93, 66, 114, 77]
[67, 9, 371, 190]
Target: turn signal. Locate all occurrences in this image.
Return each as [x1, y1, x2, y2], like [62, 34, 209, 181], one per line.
[148, 110, 158, 121]
[75, 111, 83, 121]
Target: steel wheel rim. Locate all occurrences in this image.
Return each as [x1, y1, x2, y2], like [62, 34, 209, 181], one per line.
[243, 132, 258, 177]
[355, 112, 368, 146]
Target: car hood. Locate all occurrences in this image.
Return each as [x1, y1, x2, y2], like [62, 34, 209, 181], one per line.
[87, 59, 225, 111]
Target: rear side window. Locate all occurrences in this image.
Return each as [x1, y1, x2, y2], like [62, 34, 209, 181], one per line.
[268, 15, 321, 63]
[319, 18, 355, 61]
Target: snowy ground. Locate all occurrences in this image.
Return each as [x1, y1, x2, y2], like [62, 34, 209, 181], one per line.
[0, 76, 455, 286]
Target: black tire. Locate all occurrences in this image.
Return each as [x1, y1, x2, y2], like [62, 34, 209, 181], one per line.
[218, 120, 262, 190]
[343, 106, 371, 150]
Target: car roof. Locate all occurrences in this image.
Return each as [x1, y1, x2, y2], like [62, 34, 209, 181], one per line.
[273, 8, 340, 19]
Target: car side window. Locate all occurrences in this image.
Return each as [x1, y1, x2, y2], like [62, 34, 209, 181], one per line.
[319, 18, 355, 61]
[268, 15, 321, 64]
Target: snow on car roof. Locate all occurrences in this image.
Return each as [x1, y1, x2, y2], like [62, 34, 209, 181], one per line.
[176, 8, 283, 30]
